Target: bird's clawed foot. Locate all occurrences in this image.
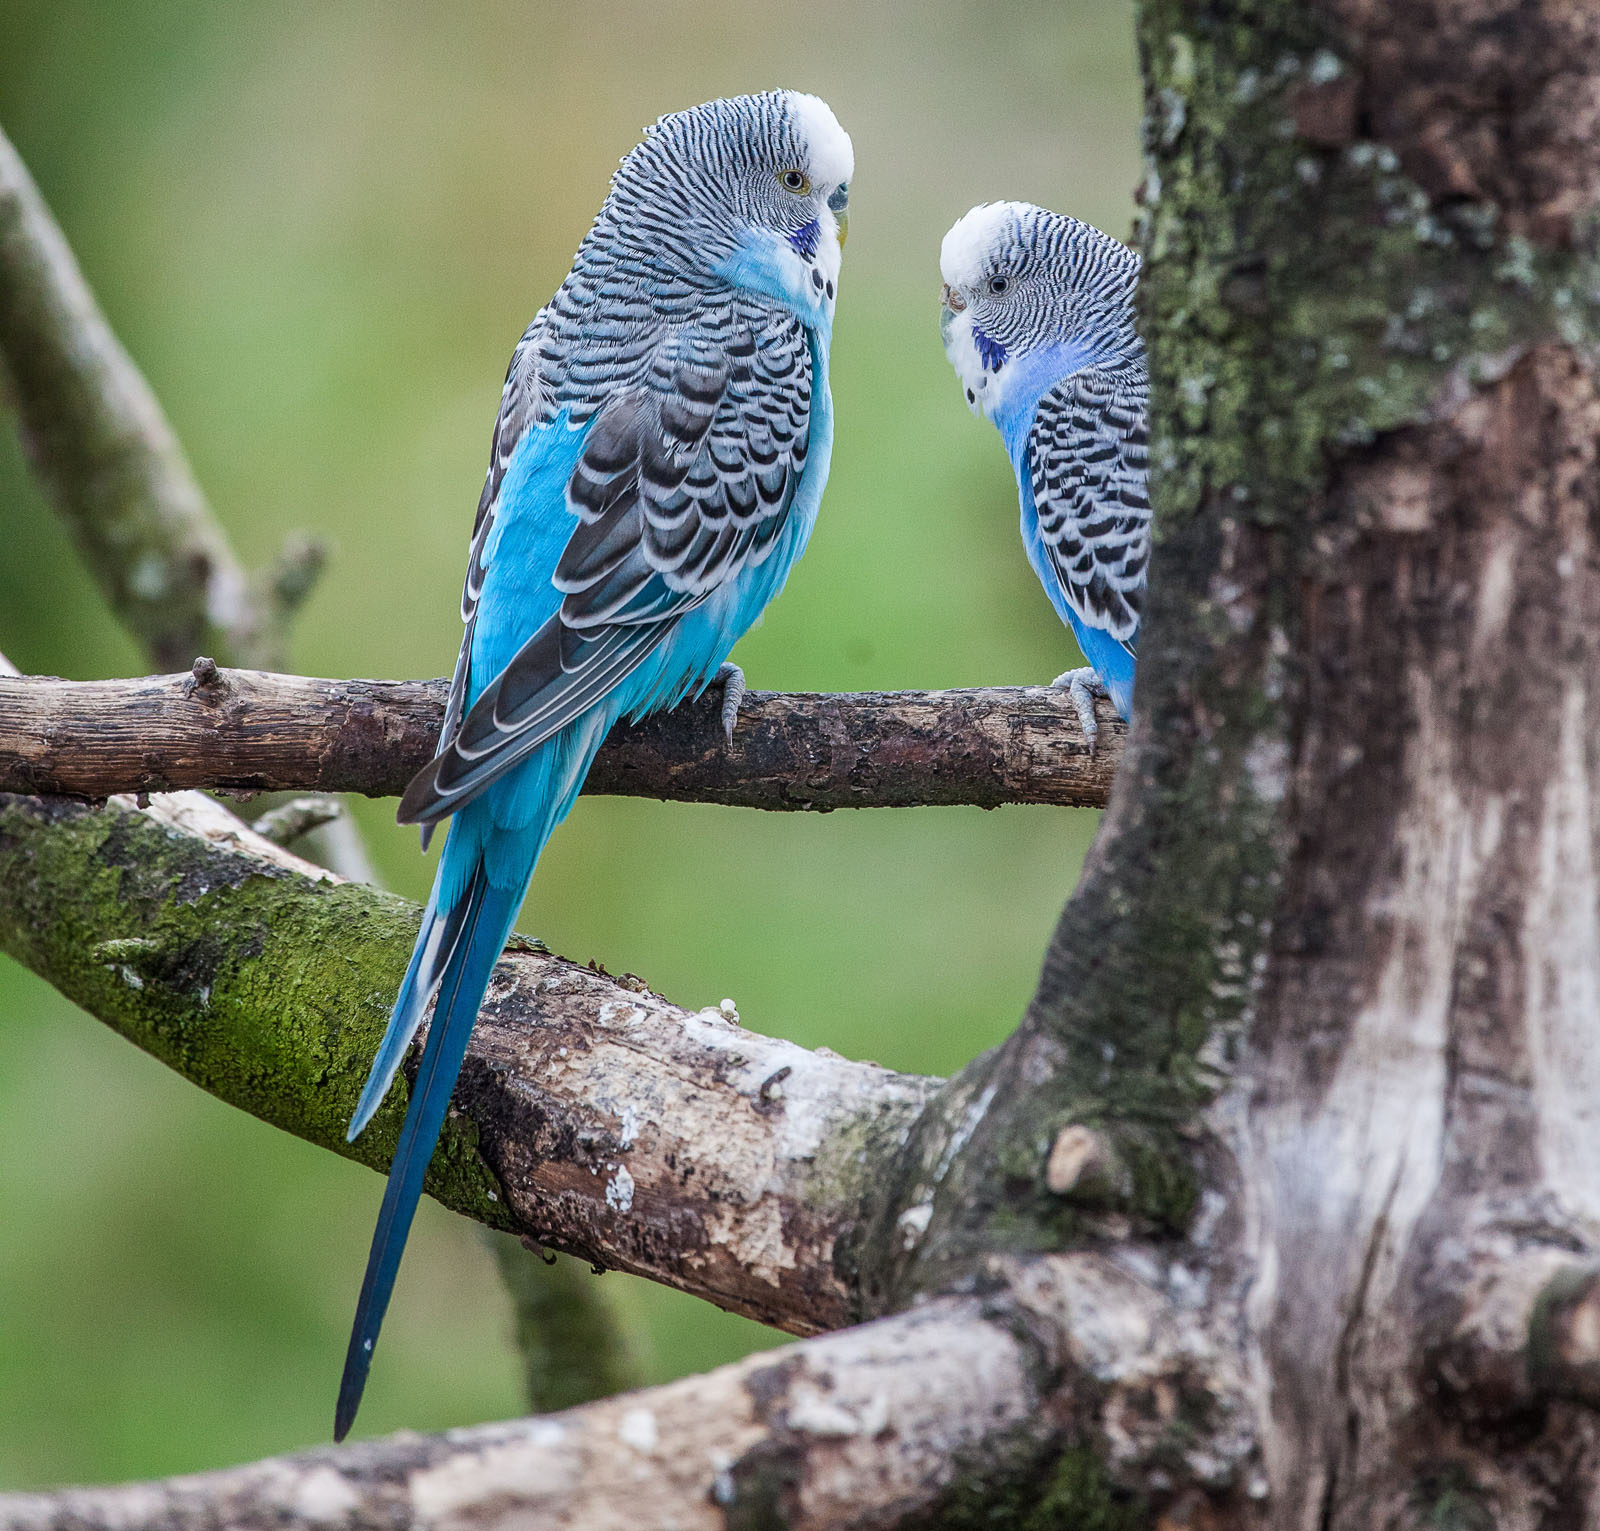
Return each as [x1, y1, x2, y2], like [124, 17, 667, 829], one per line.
[1051, 667, 1108, 754]
[714, 662, 746, 746]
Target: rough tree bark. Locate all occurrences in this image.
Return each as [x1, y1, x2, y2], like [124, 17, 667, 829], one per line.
[0, 789, 937, 1337]
[0, 666, 1121, 810]
[1137, 3, 1600, 1521]
[3, 1, 1599, 1526]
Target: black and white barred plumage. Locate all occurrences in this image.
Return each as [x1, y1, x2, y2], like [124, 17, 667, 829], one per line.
[940, 200, 1149, 721]
[425, 91, 847, 817]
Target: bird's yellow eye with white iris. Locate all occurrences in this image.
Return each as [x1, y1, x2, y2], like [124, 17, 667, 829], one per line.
[778, 168, 812, 195]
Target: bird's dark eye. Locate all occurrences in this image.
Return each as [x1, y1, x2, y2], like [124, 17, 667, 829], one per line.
[778, 168, 812, 195]
[988, 275, 1010, 297]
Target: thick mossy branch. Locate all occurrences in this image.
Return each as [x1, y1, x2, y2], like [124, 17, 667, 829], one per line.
[0, 124, 320, 671]
[0, 789, 936, 1334]
[0, 667, 1123, 811]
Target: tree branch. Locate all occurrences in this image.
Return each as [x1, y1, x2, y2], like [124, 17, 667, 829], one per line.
[0, 123, 319, 672]
[0, 785, 936, 1335]
[0, 666, 1123, 810]
[485, 1236, 644, 1414]
[0, 1252, 1245, 1530]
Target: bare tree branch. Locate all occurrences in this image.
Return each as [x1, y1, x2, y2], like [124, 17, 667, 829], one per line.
[0, 784, 937, 1335]
[485, 1235, 644, 1414]
[0, 1253, 1245, 1531]
[0, 122, 320, 672]
[0, 124, 367, 885]
[249, 794, 347, 846]
[0, 666, 1122, 810]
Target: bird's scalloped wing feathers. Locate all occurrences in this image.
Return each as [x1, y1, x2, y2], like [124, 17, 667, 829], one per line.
[1027, 366, 1151, 654]
[418, 322, 545, 848]
[399, 311, 812, 827]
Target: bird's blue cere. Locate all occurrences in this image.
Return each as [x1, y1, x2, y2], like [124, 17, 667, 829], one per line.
[330, 88, 853, 1444]
[939, 200, 1150, 745]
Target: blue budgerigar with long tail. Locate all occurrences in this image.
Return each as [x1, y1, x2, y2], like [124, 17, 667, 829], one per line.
[335, 90, 852, 1441]
[939, 202, 1148, 747]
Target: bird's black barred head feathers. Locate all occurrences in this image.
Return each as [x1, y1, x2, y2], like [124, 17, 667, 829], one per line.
[593, 91, 853, 276]
[940, 201, 1140, 364]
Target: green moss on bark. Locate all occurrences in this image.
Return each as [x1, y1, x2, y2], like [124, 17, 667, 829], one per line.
[878, 0, 1600, 1296]
[1138, 3, 1600, 516]
[902, 1441, 1146, 1531]
[0, 794, 511, 1227]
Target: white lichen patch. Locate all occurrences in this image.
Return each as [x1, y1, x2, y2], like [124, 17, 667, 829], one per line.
[1242, 735, 1290, 807]
[597, 999, 646, 1029]
[606, 1165, 635, 1214]
[617, 1407, 659, 1454]
[706, 1198, 795, 1287]
[897, 1203, 933, 1250]
[787, 1385, 890, 1439]
[933, 1081, 997, 1184]
[289, 1465, 361, 1525]
[410, 1428, 572, 1523]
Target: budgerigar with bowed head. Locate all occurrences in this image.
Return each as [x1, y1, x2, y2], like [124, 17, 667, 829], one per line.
[940, 202, 1149, 747]
[334, 90, 852, 1441]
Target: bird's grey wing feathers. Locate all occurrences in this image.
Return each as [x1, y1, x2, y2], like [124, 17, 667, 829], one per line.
[401, 307, 812, 826]
[1027, 365, 1150, 652]
[416, 323, 544, 847]
[438, 324, 546, 756]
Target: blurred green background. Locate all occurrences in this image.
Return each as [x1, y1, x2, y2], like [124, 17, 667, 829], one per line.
[0, 0, 1139, 1489]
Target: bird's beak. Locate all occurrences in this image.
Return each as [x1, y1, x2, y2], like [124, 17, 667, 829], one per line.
[834, 209, 848, 246]
[940, 284, 964, 343]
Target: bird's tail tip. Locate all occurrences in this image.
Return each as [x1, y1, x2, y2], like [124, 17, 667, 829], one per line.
[334, 1318, 378, 1441]
[345, 1090, 382, 1144]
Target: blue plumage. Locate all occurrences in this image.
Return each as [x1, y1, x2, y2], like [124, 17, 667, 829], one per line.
[787, 218, 820, 260]
[334, 90, 852, 1441]
[940, 202, 1149, 743]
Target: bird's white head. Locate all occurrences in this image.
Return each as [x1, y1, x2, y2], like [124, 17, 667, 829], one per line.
[940, 201, 1139, 423]
[604, 91, 853, 324]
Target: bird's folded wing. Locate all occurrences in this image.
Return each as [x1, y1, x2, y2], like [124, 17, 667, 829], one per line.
[401, 309, 812, 826]
[1028, 366, 1151, 655]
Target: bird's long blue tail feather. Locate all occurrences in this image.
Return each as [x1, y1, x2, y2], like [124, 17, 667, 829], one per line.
[333, 864, 522, 1441]
[346, 886, 469, 1144]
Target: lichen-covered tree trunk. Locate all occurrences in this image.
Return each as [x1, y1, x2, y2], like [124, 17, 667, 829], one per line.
[867, 1, 1600, 1523]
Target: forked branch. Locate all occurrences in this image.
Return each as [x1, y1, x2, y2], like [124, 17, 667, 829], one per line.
[0, 1253, 1238, 1531]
